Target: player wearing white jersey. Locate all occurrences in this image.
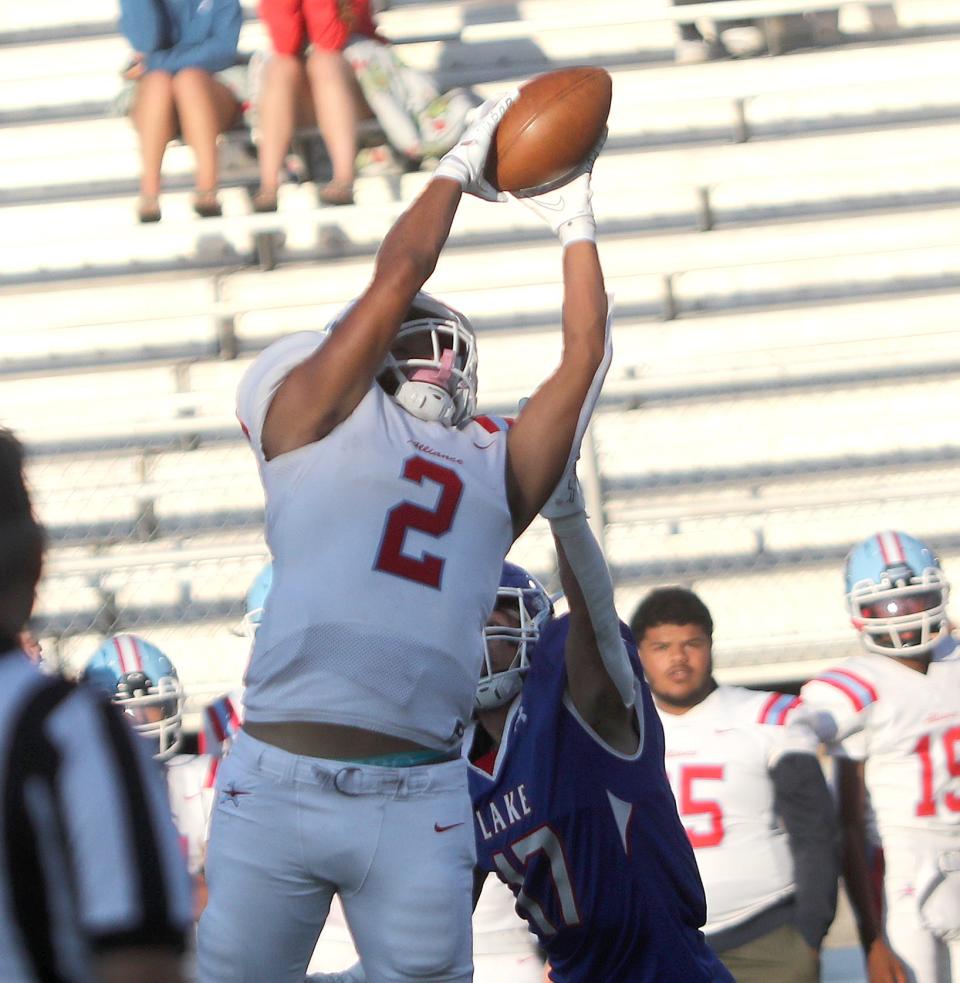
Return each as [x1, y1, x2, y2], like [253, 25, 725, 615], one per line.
[801, 531, 960, 983]
[632, 587, 838, 983]
[198, 92, 613, 983]
[82, 634, 222, 917]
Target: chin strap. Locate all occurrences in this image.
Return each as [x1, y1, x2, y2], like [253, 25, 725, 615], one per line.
[392, 381, 457, 424]
[549, 509, 635, 709]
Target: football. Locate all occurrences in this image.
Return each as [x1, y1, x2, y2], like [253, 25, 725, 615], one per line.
[484, 67, 612, 195]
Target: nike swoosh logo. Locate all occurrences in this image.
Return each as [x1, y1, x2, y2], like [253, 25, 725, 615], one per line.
[535, 195, 566, 212]
[473, 441, 495, 450]
[434, 822, 465, 833]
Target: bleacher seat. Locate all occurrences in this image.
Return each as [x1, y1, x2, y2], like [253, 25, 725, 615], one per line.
[5, 0, 960, 696]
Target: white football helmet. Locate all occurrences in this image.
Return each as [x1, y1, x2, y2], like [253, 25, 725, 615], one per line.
[845, 530, 950, 657]
[476, 562, 554, 711]
[378, 292, 478, 427]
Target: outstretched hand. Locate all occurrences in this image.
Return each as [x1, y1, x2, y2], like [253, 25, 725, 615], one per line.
[433, 91, 518, 202]
[515, 128, 607, 247]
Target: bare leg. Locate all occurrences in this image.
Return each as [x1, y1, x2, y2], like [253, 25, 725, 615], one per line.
[256, 54, 310, 201]
[306, 48, 357, 198]
[171, 67, 241, 194]
[130, 71, 177, 199]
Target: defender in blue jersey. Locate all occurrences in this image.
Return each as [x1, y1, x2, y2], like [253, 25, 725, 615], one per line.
[468, 474, 732, 982]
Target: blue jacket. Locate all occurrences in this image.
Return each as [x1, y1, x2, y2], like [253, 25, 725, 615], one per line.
[120, 0, 241, 75]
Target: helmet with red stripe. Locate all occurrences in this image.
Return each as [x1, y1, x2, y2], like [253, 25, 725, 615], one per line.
[845, 531, 950, 657]
[377, 292, 478, 427]
[82, 634, 184, 760]
[476, 562, 554, 710]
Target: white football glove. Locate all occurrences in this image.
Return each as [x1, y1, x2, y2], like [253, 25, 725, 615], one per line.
[433, 91, 518, 202]
[516, 128, 606, 247]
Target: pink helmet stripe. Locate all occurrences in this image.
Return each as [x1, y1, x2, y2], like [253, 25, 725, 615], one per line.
[877, 531, 905, 565]
[113, 635, 134, 674]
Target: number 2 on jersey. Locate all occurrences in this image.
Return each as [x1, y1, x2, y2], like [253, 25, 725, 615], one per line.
[374, 455, 463, 589]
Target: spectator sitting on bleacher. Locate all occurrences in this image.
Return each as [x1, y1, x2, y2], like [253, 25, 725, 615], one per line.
[119, 0, 243, 223]
[672, 0, 766, 62]
[252, 0, 378, 210]
[248, 40, 474, 210]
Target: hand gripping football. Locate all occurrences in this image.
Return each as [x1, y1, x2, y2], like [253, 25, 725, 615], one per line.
[484, 66, 612, 195]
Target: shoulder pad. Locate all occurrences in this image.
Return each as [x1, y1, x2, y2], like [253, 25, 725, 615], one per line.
[757, 692, 802, 726]
[811, 667, 879, 712]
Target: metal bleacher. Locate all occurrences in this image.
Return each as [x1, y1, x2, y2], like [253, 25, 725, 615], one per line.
[3, 0, 960, 703]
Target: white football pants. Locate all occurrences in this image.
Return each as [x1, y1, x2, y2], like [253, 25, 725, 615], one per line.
[198, 731, 476, 983]
[883, 837, 960, 983]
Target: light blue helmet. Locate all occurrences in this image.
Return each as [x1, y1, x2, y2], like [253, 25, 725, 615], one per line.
[476, 562, 554, 711]
[844, 531, 950, 657]
[82, 634, 184, 760]
[241, 563, 273, 638]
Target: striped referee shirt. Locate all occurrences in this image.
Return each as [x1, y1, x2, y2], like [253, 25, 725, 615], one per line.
[0, 647, 192, 981]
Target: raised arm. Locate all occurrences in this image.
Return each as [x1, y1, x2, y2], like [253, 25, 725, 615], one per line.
[506, 236, 609, 537]
[260, 95, 514, 461]
[541, 464, 637, 752]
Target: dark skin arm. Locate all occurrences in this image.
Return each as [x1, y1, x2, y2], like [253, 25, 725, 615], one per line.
[505, 243, 607, 538]
[556, 537, 638, 754]
[260, 178, 463, 461]
[836, 759, 908, 983]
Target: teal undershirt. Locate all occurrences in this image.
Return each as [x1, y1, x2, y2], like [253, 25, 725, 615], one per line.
[338, 747, 458, 767]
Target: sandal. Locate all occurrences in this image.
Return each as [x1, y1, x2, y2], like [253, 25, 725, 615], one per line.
[319, 181, 354, 206]
[252, 188, 278, 213]
[137, 195, 161, 224]
[193, 190, 222, 219]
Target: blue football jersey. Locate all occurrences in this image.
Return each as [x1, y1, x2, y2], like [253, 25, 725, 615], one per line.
[468, 615, 732, 983]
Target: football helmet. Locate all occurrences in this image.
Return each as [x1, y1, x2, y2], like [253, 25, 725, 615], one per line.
[82, 634, 184, 760]
[845, 530, 950, 657]
[476, 562, 554, 711]
[378, 292, 478, 427]
[241, 562, 273, 638]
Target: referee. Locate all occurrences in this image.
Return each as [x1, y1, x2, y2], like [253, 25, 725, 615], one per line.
[0, 428, 192, 982]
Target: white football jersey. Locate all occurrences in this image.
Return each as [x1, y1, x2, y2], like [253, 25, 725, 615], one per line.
[166, 753, 219, 877]
[657, 685, 818, 934]
[236, 333, 513, 750]
[801, 639, 960, 843]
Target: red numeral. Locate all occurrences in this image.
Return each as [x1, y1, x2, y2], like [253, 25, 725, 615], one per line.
[375, 456, 463, 589]
[915, 726, 960, 818]
[678, 764, 725, 848]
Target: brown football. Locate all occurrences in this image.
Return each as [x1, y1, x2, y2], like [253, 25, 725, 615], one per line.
[484, 67, 612, 194]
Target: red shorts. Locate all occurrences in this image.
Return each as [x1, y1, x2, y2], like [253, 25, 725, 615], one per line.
[260, 0, 376, 54]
